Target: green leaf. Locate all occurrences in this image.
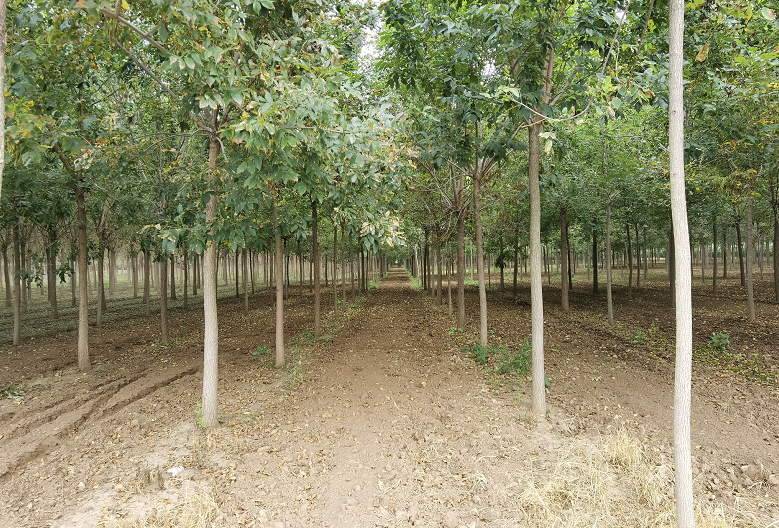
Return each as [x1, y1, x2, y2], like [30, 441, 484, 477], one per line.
[761, 7, 776, 20]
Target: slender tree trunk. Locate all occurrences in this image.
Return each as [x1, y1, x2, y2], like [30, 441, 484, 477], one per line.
[312, 201, 321, 335]
[160, 257, 168, 342]
[713, 220, 718, 294]
[108, 247, 116, 299]
[349, 232, 355, 302]
[592, 233, 598, 294]
[201, 124, 221, 429]
[606, 199, 614, 327]
[132, 253, 138, 298]
[170, 254, 176, 301]
[76, 186, 90, 371]
[627, 222, 633, 300]
[669, 1, 695, 521]
[722, 233, 727, 279]
[48, 228, 59, 318]
[96, 246, 105, 329]
[275, 199, 285, 367]
[436, 239, 443, 305]
[635, 223, 641, 288]
[19, 235, 26, 313]
[3, 241, 10, 308]
[512, 227, 519, 297]
[669, 231, 676, 306]
[183, 247, 189, 309]
[473, 176, 488, 346]
[250, 249, 256, 294]
[243, 248, 249, 315]
[333, 223, 338, 313]
[561, 208, 569, 311]
[12, 224, 20, 346]
[457, 210, 466, 329]
[71, 257, 76, 308]
[747, 195, 756, 321]
[529, 117, 547, 417]
[144, 250, 151, 317]
[736, 221, 745, 286]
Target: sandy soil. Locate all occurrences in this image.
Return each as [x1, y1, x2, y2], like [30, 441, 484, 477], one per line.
[0, 267, 777, 527]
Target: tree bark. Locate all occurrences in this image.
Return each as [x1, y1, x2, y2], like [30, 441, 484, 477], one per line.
[436, 238, 443, 305]
[48, 228, 59, 318]
[12, 224, 20, 346]
[713, 220, 718, 294]
[243, 248, 249, 315]
[201, 122, 221, 429]
[76, 185, 90, 371]
[144, 250, 151, 317]
[160, 257, 168, 342]
[669, 0, 695, 520]
[626, 222, 633, 300]
[592, 232, 598, 294]
[512, 227, 519, 297]
[96, 246, 105, 329]
[529, 118, 547, 417]
[333, 223, 338, 313]
[183, 247, 189, 310]
[606, 199, 614, 327]
[312, 201, 321, 335]
[473, 176, 488, 347]
[457, 209, 466, 329]
[747, 195, 755, 322]
[275, 198, 285, 367]
[3, 238, 11, 308]
[736, 221, 745, 286]
[170, 253, 176, 301]
[561, 208, 569, 311]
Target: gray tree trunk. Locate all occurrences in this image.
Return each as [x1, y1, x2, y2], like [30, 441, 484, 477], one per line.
[473, 176, 488, 347]
[669, 0, 695, 522]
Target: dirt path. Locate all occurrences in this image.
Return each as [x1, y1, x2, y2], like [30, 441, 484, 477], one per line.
[221, 268, 560, 527]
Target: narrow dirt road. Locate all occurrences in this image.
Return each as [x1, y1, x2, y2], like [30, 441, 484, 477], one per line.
[222, 267, 557, 527]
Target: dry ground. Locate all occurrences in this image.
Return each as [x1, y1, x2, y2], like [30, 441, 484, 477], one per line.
[0, 267, 778, 527]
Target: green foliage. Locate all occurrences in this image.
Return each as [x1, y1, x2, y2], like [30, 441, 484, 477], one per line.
[462, 341, 530, 376]
[253, 344, 271, 357]
[707, 333, 730, 353]
[0, 384, 25, 401]
[629, 330, 648, 345]
[195, 403, 204, 428]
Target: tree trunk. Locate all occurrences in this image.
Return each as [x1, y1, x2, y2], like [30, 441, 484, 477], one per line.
[19, 235, 26, 313]
[747, 195, 756, 321]
[48, 228, 59, 318]
[457, 210, 466, 330]
[312, 201, 321, 336]
[96, 246, 105, 329]
[108, 247, 116, 299]
[201, 123, 221, 429]
[76, 185, 90, 371]
[626, 222, 633, 300]
[669, 1, 695, 520]
[160, 257, 169, 342]
[606, 199, 614, 327]
[736, 221, 745, 286]
[561, 208, 569, 311]
[132, 253, 138, 298]
[713, 220, 718, 294]
[183, 247, 189, 309]
[144, 250, 151, 317]
[3, 240, 10, 308]
[350, 232, 355, 302]
[592, 232, 598, 294]
[512, 227, 519, 297]
[12, 224, 20, 346]
[436, 239, 443, 305]
[529, 117, 547, 417]
[635, 223, 641, 288]
[773, 213, 779, 302]
[275, 199, 285, 367]
[170, 254, 176, 301]
[669, 230, 676, 306]
[473, 176, 488, 347]
[242, 248, 249, 315]
[333, 223, 338, 313]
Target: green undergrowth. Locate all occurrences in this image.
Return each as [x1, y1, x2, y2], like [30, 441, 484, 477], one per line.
[0, 383, 25, 401]
[462, 340, 531, 377]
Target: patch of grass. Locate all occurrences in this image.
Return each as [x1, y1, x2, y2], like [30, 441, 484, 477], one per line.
[409, 276, 422, 289]
[0, 384, 25, 401]
[629, 330, 647, 345]
[462, 340, 531, 376]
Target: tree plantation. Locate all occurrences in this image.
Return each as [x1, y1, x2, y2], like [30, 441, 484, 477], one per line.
[0, 0, 778, 526]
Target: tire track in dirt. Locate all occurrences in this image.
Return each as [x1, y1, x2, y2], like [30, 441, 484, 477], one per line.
[0, 362, 200, 482]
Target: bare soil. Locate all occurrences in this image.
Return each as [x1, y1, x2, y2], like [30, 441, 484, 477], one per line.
[0, 267, 778, 527]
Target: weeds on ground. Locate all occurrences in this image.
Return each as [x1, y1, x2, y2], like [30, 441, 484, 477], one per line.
[107, 483, 219, 528]
[462, 340, 531, 376]
[0, 384, 25, 401]
[695, 332, 775, 383]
